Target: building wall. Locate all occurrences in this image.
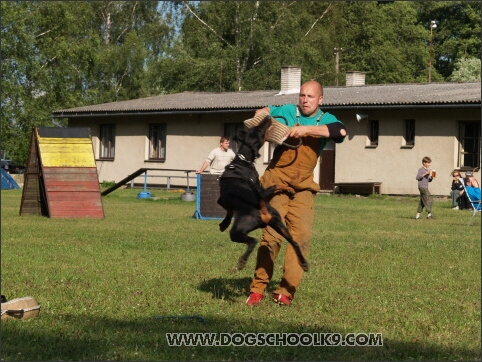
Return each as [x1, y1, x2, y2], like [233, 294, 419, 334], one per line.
[69, 106, 480, 195]
[334, 107, 480, 196]
[70, 112, 271, 189]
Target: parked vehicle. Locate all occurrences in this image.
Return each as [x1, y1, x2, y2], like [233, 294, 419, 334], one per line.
[1, 159, 26, 174]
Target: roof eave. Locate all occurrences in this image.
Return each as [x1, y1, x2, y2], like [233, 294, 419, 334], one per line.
[51, 102, 481, 118]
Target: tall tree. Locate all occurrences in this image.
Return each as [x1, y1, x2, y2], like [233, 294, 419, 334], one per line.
[153, 1, 443, 91]
[414, 1, 481, 79]
[336, 1, 429, 84]
[90, 1, 170, 101]
[1, 1, 171, 163]
[1, 1, 99, 163]
[154, 1, 342, 92]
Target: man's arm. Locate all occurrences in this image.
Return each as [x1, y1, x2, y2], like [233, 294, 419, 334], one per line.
[287, 122, 346, 140]
[196, 160, 210, 174]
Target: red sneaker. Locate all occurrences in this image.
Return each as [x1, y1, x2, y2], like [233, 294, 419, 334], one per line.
[272, 293, 292, 306]
[246, 292, 264, 306]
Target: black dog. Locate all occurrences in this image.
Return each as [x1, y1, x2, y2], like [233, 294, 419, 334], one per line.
[217, 115, 309, 272]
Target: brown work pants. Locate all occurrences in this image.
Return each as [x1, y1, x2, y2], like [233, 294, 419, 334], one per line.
[249, 189, 315, 299]
[250, 136, 321, 299]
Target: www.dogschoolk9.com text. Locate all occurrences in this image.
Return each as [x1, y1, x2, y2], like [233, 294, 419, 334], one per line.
[166, 332, 383, 347]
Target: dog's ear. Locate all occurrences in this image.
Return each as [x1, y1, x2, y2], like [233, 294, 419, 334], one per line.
[234, 129, 246, 142]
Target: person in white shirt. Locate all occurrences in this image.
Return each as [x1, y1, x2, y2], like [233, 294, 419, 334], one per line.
[196, 137, 235, 175]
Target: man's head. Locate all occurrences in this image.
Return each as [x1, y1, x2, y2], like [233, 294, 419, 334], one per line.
[219, 137, 231, 151]
[298, 80, 323, 117]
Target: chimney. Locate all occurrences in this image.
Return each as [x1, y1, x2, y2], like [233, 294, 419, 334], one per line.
[346, 71, 366, 86]
[278, 66, 301, 95]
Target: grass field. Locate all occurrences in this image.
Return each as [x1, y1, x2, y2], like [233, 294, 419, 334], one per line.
[1, 188, 480, 361]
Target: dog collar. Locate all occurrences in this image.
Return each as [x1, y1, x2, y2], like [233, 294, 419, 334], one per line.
[238, 154, 255, 165]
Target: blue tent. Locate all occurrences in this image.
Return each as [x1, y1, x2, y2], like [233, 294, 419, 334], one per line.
[1, 168, 20, 189]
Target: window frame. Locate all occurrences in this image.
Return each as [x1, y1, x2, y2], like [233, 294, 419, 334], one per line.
[99, 124, 116, 160]
[366, 119, 379, 148]
[148, 123, 167, 161]
[402, 119, 415, 148]
[458, 121, 481, 170]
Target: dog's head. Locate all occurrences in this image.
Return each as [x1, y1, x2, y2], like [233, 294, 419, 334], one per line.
[234, 116, 272, 160]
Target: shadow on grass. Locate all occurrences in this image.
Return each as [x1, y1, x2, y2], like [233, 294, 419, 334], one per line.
[198, 276, 252, 302]
[2, 313, 479, 361]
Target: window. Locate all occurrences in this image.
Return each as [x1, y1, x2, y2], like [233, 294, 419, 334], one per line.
[404, 119, 415, 147]
[459, 121, 481, 169]
[149, 123, 167, 160]
[367, 120, 379, 147]
[100, 124, 115, 159]
[224, 122, 243, 152]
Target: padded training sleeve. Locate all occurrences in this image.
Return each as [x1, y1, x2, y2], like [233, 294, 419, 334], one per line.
[326, 122, 346, 142]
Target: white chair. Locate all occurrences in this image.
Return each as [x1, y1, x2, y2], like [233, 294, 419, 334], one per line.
[461, 182, 481, 226]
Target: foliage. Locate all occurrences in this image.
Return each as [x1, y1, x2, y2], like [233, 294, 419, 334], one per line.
[414, 1, 481, 79]
[1, 1, 170, 164]
[337, 1, 429, 84]
[1, 189, 480, 360]
[449, 57, 481, 82]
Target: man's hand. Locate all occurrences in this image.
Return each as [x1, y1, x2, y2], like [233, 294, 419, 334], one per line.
[287, 125, 309, 138]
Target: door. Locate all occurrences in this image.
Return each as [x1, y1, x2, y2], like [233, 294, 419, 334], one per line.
[319, 140, 335, 190]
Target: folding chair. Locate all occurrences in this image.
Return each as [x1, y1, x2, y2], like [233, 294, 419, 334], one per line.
[461, 182, 481, 226]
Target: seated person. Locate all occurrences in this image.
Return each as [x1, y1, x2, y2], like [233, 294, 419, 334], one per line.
[465, 171, 480, 188]
[450, 170, 464, 209]
[460, 171, 481, 210]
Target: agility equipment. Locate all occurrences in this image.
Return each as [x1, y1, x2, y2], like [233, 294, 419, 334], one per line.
[194, 174, 225, 220]
[20, 127, 104, 218]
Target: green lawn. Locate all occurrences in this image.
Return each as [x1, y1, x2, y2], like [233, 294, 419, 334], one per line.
[1, 189, 480, 361]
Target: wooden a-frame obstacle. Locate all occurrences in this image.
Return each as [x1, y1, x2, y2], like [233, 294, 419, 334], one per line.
[19, 127, 104, 218]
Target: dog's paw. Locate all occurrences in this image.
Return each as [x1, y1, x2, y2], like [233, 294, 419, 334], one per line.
[219, 221, 229, 232]
[236, 257, 248, 270]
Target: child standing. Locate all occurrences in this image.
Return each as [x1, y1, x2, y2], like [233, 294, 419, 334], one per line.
[415, 156, 434, 219]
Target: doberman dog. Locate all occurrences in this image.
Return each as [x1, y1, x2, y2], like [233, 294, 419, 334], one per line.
[217, 115, 309, 272]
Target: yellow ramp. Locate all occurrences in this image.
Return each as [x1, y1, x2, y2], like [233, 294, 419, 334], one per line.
[38, 137, 96, 167]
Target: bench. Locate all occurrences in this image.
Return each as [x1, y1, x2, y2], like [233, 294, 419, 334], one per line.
[333, 182, 382, 195]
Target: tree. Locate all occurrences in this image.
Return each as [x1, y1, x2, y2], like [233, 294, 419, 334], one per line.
[1, 1, 171, 164]
[153, 1, 450, 91]
[414, 1, 481, 79]
[449, 57, 481, 82]
[154, 1, 343, 92]
[327, 2, 431, 84]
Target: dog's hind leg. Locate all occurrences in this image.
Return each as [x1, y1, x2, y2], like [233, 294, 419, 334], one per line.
[237, 237, 258, 270]
[229, 217, 261, 270]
